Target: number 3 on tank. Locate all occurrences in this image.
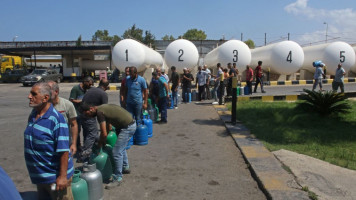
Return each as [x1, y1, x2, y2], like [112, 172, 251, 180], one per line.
[232, 50, 238, 62]
[286, 51, 292, 63]
[125, 49, 129, 62]
[178, 49, 184, 62]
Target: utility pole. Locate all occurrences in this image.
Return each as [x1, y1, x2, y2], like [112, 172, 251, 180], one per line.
[323, 22, 328, 43]
[288, 33, 290, 40]
[241, 33, 243, 41]
[264, 33, 267, 46]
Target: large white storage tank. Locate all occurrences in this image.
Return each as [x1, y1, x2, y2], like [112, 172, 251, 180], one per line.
[204, 40, 251, 73]
[112, 39, 163, 72]
[302, 42, 355, 75]
[351, 46, 356, 73]
[164, 39, 199, 74]
[251, 41, 304, 75]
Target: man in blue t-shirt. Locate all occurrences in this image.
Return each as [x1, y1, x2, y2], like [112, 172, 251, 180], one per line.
[124, 66, 148, 125]
[24, 82, 74, 200]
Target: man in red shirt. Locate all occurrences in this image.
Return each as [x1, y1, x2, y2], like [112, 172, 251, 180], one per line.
[245, 65, 254, 95]
[254, 61, 266, 93]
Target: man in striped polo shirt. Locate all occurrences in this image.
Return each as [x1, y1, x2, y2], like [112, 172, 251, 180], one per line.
[24, 82, 74, 200]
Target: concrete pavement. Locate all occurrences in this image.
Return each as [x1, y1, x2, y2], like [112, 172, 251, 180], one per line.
[2, 82, 356, 199]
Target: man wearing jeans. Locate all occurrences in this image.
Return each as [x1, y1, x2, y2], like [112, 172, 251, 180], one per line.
[80, 103, 136, 189]
[78, 79, 109, 162]
[124, 66, 148, 125]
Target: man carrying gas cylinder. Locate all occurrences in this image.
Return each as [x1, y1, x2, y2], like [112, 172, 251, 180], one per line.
[80, 103, 136, 189]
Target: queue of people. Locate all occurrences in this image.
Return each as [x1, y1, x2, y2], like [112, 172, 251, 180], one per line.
[21, 61, 349, 199]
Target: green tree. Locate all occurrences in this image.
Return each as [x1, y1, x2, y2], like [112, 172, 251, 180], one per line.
[162, 34, 175, 40]
[182, 29, 207, 40]
[143, 30, 156, 48]
[244, 39, 255, 49]
[112, 35, 121, 46]
[92, 29, 121, 45]
[92, 30, 109, 41]
[76, 35, 82, 47]
[122, 24, 143, 42]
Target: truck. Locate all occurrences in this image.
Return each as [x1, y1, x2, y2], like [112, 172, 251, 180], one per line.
[0, 55, 23, 73]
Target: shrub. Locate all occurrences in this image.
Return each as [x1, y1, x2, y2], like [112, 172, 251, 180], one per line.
[296, 89, 351, 116]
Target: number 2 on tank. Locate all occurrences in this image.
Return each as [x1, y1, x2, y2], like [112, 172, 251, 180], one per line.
[178, 49, 184, 62]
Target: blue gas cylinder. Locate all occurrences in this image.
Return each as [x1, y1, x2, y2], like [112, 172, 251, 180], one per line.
[134, 124, 148, 145]
[169, 93, 174, 109]
[313, 60, 323, 67]
[244, 86, 249, 95]
[143, 114, 153, 138]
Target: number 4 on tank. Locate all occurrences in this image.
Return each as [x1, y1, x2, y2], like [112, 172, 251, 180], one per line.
[287, 51, 292, 63]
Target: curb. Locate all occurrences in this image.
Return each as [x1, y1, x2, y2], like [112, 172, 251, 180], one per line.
[108, 85, 120, 91]
[224, 91, 356, 102]
[237, 78, 355, 87]
[213, 105, 309, 200]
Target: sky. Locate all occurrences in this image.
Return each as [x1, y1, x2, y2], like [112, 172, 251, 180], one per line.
[1, 0, 356, 47]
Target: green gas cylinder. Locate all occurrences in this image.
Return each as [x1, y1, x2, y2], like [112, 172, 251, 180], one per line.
[90, 147, 113, 182]
[154, 105, 159, 122]
[71, 170, 89, 200]
[103, 144, 115, 174]
[106, 130, 117, 147]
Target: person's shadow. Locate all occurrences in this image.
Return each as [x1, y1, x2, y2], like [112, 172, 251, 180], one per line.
[20, 191, 37, 200]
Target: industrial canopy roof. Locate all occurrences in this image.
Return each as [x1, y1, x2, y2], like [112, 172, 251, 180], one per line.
[0, 41, 112, 57]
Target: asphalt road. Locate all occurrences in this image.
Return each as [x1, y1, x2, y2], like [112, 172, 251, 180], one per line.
[0, 82, 266, 200]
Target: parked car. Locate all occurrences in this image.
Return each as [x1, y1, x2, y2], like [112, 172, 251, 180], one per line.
[0, 69, 29, 83]
[20, 68, 63, 86]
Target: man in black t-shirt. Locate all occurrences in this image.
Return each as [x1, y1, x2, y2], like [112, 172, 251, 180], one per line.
[78, 79, 109, 162]
[227, 63, 237, 96]
[181, 68, 194, 103]
[169, 66, 180, 108]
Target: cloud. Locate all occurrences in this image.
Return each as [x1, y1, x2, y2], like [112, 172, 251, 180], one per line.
[284, 0, 356, 45]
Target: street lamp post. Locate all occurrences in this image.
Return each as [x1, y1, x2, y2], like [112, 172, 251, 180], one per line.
[323, 22, 328, 43]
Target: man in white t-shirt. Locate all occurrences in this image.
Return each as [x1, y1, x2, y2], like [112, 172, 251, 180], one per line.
[48, 81, 79, 156]
[195, 66, 208, 101]
[212, 63, 223, 104]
